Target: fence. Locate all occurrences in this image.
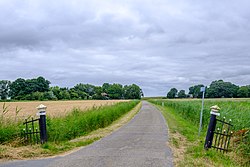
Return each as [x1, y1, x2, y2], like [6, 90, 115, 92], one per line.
[22, 117, 40, 145]
[211, 117, 233, 153]
[21, 104, 48, 145]
[204, 106, 233, 153]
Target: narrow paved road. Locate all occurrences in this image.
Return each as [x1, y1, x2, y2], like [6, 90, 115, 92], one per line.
[0, 101, 173, 167]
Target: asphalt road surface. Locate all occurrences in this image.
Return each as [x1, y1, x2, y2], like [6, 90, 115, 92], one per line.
[0, 101, 173, 167]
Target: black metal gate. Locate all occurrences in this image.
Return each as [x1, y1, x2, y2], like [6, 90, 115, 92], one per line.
[22, 117, 40, 145]
[205, 113, 233, 153]
[212, 117, 233, 153]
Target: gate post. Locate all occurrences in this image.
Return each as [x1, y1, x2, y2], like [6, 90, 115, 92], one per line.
[204, 105, 220, 149]
[37, 104, 48, 144]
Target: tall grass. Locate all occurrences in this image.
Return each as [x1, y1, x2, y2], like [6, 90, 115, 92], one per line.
[149, 99, 250, 156]
[149, 99, 250, 130]
[0, 102, 21, 143]
[45, 100, 139, 142]
[0, 100, 139, 144]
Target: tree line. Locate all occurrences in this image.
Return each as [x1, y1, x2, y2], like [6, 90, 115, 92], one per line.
[0, 77, 143, 100]
[167, 80, 250, 98]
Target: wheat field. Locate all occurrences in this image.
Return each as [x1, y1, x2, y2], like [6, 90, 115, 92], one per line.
[0, 100, 129, 121]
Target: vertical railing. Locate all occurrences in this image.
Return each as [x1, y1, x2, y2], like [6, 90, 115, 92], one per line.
[22, 104, 48, 145]
[212, 118, 233, 153]
[204, 105, 233, 153]
[22, 117, 40, 145]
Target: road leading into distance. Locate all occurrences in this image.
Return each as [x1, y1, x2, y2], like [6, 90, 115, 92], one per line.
[0, 101, 173, 167]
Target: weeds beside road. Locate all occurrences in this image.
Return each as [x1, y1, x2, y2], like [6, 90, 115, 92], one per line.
[149, 99, 250, 166]
[0, 100, 140, 160]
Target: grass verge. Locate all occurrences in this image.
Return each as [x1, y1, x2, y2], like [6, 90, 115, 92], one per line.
[152, 103, 247, 167]
[0, 101, 141, 161]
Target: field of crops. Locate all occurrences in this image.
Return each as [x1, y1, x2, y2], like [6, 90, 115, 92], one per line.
[0, 100, 128, 121]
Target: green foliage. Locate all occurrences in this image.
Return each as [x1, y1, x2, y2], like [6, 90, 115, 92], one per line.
[123, 84, 142, 99]
[151, 102, 246, 166]
[9, 76, 50, 100]
[47, 101, 139, 142]
[0, 101, 139, 144]
[188, 84, 205, 98]
[167, 88, 178, 98]
[0, 80, 11, 100]
[207, 80, 238, 98]
[237, 86, 250, 98]
[0, 102, 22, 143]
[166, 80, 250, 99]
[2, 76, 142, 100]
[41, 138, 99, 154]
[0, 123, 20, 143]
[105, 83, 124, 99]
[73, 83, 95, 99]
[149, 99, 250, 158]
[177, 90, 186, 98]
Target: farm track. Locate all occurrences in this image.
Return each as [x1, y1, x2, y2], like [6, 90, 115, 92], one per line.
[0, 101, 173, 167]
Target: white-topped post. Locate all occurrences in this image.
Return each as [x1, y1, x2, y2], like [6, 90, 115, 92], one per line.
[204, 105, 220, 149]
[37, 104, 47, 144]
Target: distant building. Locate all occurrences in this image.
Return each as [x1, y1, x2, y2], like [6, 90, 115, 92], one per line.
[101, 93, 109, 99]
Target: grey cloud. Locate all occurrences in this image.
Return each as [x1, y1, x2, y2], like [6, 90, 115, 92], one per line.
[1, 0, 250, 96]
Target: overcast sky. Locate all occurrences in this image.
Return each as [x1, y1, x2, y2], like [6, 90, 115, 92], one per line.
[1, 0, 250, 96]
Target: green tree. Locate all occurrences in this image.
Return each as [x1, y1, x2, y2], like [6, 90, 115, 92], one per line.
[188, 84, 205, 98]
[74, 84, 95, 99]
[124, 84, 142, 99]
[92, 86, 104, 99]
[247, 85, 250, 97]
[207, 80, 238, 98]
[237, 86, 249, 98]
[34, 76, 50, 92]
[9, 78, 26, 99]
[167, 88, 178, 99]
[102, 83, 110, 93]
[0, 80, 11, 100]
[107, 84, 123, 99]
[50, 86, 62, 100]
[59, 89, 71, 100]
[43, 91, 57, 100]
[9, 77, 50, 100]
[69, 88, 79, 99]
[178, 90, 186, 98]
[31, 91, 44, 100]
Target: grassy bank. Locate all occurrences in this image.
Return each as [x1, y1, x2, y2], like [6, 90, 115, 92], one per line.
[149, 99, 250, 166]
[0, 101, 139, 144]
[47, 100, 139, 142]
[0, 101, 141, 160]
[151, 99, 250, 131]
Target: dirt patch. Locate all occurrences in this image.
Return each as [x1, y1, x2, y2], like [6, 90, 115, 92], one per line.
[167, 131, 187, 165]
